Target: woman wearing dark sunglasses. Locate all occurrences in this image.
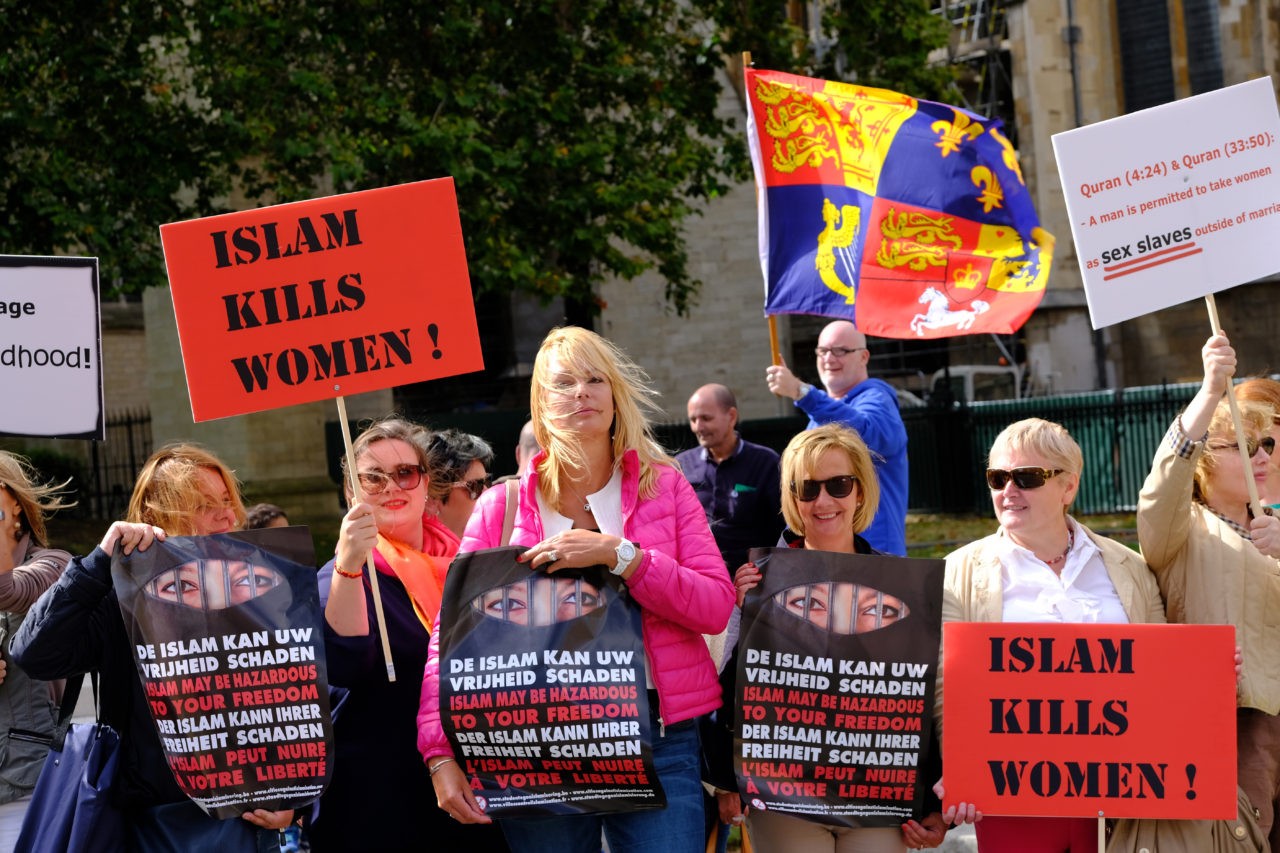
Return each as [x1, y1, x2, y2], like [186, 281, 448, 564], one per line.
[728, 423, 947, 852]
[423, 428, 496, 539]
[1138, 332, 1280, 852]
[937, 418, 1254, 852]
[312, 417, 507, 851]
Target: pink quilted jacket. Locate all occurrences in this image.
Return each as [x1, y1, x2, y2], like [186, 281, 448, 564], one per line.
[417, 450, 733, 760]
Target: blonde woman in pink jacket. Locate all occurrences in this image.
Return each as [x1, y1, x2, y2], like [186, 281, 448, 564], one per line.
[418, 326, 734, 853]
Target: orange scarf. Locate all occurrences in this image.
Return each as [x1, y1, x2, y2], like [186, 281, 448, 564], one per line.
[372, 516, 456, 634]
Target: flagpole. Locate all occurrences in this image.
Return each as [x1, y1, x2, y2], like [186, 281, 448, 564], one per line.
[1204, 294, 1265, 519]
[336, 395, 397, 682]
[745, 50, 781, 367]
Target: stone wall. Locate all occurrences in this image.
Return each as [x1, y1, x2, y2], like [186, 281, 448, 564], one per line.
[1006, 0, 1280, 392]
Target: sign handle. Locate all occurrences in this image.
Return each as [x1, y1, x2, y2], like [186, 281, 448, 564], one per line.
[335, 395, 397, 682]
[1204, 294, 1266, 518]
[1097, 815, 1104, 851]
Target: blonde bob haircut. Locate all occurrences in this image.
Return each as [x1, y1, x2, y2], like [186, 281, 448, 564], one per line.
[126, 444, 246, 535]
[1194, 399, 1275, 502]
[780, 424, 880, 537]
[989, 417, 1083, 473]
[0, 451, 75, 548]
[530, 327, 672, 505]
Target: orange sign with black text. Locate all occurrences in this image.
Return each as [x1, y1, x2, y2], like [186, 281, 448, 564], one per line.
[942, 622, 1235, 819]
[160, 179, 482, 421]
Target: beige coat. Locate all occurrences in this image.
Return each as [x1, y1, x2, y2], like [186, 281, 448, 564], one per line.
[939, 522, 1261, 852]
[1138, 434, 1280, 714]
[936, 522, 1165, 736]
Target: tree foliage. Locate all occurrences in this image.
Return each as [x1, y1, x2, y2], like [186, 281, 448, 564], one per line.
[0, 0, 951, 312]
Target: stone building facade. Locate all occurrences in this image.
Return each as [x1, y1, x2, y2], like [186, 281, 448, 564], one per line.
[603, 0, 1280, 422]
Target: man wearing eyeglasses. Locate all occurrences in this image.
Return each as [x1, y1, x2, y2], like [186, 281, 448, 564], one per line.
[765, 319, 908, 555]
[676, 384, 784, 572]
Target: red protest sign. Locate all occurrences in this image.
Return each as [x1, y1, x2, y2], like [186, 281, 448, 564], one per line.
[160, 178, 483, 421]
[942, 622, 1235, 820]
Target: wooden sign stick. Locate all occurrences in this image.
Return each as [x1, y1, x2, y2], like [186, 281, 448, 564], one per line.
[1205, 293, 1266, 519]
[335, 395, 397, 682]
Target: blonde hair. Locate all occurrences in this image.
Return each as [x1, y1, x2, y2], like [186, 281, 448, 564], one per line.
[987, 418, 1082, 512]
[780, 424, 880, 537]
[1195, 399, 1275, 502]
[0, 451, 75, 547]
[126, 444, 246, 535]
[530, 327, 672, 505]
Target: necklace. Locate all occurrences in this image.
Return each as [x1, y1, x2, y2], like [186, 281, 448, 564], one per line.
[1044, 527, 1074, 567]
[564, 482, 595, 514]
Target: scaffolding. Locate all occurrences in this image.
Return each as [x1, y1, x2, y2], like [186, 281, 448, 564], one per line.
[931, 0, 1017, 143]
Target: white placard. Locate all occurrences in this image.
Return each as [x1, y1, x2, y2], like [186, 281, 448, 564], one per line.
[1052, 77, 1280, 328]
[0, 257, 103, 439]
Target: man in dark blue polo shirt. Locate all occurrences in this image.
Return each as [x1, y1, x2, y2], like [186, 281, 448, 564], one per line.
[676, 384, 784, 573]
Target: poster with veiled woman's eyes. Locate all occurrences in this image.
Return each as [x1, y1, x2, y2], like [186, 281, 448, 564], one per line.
[438, 546, 664, 817]
[735, 547, 944, 828]
[112, 527, 334, 820]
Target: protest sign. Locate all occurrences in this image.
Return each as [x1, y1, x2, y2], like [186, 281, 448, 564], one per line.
[112, 527, 334, 819]
[734, 547, 943, 827]
[1052, 77, 1280, 328]
[942, 622, 1236, 819]
[0, 255, 103, 439]
[160, 178, 483, 421]
[439, 547, 663, 817]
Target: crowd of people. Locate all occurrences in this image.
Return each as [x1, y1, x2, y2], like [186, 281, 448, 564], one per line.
[0, 324, 1274, 852]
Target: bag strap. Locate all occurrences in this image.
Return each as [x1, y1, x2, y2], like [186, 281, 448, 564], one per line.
[51, 670, 99, 749]
[500, 478, 519, 547]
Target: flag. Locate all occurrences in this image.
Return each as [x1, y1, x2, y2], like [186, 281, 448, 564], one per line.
[746, 68, 1054, 339]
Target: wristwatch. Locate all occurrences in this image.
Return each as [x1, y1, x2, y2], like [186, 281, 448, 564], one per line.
[612, 539, 637, 576]
[795, 382, 813, 401]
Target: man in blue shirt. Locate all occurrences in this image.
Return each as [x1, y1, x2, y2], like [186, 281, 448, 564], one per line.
[765, 320, 908, 555]
[676, 384, 784, 572]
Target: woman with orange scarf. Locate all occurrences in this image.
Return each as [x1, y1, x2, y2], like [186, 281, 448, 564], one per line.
[310, 418, 507, 851]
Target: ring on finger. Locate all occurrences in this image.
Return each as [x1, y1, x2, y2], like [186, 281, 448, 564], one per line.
[546, 550, 559, 563]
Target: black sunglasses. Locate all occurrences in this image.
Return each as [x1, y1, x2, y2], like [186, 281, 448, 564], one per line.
[1209, 436, 1276, 457]
[792, 475, 858, 502]
[453, 474, 494, 501]
[985, 466, 1063, 490]
[357, 464, 425, 495]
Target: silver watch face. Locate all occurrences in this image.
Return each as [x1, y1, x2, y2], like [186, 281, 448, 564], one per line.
[614, 540, 636, 572]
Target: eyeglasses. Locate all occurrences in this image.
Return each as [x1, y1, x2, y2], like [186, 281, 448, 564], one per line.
[453, 475, 493, 501]
[356, 465, 425, 495]
[985, 467, 1064, 490]
[1208, 436, 1276, 457]
[814, 346, 866, 359]
[793, 475, 858, 502]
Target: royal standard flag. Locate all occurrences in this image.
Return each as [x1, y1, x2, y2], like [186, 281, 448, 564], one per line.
[746, 68, 1054, 339]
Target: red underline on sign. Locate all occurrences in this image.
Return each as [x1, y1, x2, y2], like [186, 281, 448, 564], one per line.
[1102, 246, 1203, 281]
[1103, 242, 1199, 273]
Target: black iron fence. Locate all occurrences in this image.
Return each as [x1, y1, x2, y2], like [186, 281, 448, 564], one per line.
[86, 408, 153, 520]
[658, 382, 1200, 517]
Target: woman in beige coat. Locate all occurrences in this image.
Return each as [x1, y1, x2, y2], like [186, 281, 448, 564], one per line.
[1139, 332, 1280, 851]
[938, 418, 1165, 851]
[938, 417, 1256, 851]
